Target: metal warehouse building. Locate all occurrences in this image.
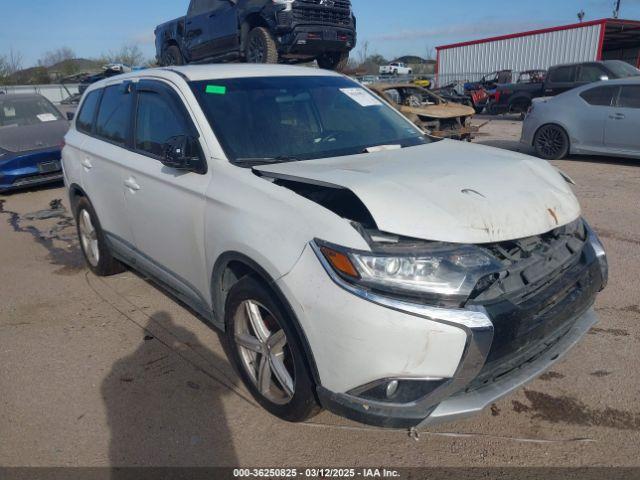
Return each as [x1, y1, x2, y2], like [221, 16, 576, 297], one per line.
[436, 18, 640, 84]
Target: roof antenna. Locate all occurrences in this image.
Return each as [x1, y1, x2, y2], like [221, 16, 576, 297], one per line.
[613, 0, 621, 19]
[577, 10, 585, 22]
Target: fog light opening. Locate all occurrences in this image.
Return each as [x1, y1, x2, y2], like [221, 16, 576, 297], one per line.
[386, 380, 399, 399]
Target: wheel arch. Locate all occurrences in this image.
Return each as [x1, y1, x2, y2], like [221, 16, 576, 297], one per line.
[211, 251, 321, 385]
[240, 13, 271, 53]
[68, 183, 88, 213]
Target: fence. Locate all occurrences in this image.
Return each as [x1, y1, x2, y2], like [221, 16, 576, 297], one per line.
[0, 84, 80, 104]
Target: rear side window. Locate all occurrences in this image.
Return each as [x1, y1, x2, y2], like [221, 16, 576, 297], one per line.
[135, 91, 192, 157]
[618, 85, 640, 109]
[580, 86, 619, 107]
[76, 90, 101, 134]
[95, 85, 133, 145]
[549, 66, 576, 83]
[578, 65, 607, 82]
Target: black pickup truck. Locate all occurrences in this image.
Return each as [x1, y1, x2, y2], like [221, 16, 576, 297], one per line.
[490, 60, 640, 115]
[155, 0, 356, 70]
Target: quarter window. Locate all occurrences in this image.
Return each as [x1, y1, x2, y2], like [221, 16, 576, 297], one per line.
[76, 90, 101, 134]
[580, 86, 619, 107]
[95, 84, 133, 145]
[617, 85, 640, 109]
[135, 91, 191, 157]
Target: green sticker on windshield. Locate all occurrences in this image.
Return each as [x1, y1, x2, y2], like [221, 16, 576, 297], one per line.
[205, 85, 227, 95]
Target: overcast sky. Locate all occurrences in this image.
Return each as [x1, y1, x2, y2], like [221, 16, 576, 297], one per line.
[2, 0, 640, 66]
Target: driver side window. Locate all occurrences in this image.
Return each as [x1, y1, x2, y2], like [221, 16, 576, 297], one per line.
[135, 91, 191, 158]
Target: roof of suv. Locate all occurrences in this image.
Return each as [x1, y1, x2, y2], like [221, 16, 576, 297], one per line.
[88, 64, 342, 90]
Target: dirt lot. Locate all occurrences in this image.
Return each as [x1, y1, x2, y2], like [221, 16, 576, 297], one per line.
[1, 116, 639, 468]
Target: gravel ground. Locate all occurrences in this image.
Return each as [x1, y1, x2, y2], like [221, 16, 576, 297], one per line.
[0, 117, 639, 469]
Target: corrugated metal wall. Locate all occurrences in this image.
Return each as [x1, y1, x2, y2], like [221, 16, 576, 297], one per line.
[437, 24, 603, 84]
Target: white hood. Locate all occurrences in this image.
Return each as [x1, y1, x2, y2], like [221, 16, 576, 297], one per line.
[255, 140, 581, 244]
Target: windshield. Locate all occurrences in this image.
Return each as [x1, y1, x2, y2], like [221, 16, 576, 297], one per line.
[190, 76, 428, 164]
[0, 96, 63, 128]
[604, 60, 640, 78]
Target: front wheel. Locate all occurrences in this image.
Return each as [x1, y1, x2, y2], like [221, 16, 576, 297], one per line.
[224, 276, 320, 422]
[534, 124, 570, 160]
[316, 52, 349, 71]
[245, 27, 279, 64]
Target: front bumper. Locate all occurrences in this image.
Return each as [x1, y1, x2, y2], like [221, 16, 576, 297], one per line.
[276, 25, 355, 56]
[319, 307, 597, 428]
[0, 148, 63, 192]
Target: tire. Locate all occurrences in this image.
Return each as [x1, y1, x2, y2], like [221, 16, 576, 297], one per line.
[534, 124, 570, 160]
[75, 197, 125, 276]
[224, 276, 320, 422]
[162, 45, 184, 66]
[316, 52, 349, 71]
[245, 27, 279, 64]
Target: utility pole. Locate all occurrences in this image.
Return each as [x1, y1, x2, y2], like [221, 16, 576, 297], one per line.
[613, 0, 622, 19]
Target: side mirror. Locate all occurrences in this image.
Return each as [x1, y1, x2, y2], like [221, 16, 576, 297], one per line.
[600, 75, 610, 81]
[161, 135, 205, 173]
[66, 111, 75, 121]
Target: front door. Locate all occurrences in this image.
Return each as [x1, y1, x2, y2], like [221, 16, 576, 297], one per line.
[122, 80, 212, 314]
[576, 85, 620, 151]
[605, 84, 640, 154]
[185, 0, 216, 61]
[207, 0, 239, 55]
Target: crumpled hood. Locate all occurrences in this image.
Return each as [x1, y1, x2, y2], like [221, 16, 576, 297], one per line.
[255, 140, 581, 244]
[0, 121, 68, 153]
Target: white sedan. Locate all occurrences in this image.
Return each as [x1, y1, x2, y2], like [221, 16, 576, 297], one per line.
[522, 77, 640, 160]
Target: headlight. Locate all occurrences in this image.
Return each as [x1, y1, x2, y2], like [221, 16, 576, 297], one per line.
[316, 240, 502, 305]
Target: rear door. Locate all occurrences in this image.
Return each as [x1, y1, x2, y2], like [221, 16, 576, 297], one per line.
[545, 66, 577, 95]
[122, 79, 212, 313]
[206, 0, 239, 54]
[78, 83, 137, 256]
[605, 84, 640, 154]
[184, 0, 217, 61]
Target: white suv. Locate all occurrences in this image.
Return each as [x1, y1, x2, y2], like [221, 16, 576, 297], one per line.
[63, 65, 608, 428]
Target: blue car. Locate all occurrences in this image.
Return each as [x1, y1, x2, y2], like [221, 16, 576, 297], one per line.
[0, 94, 69, 192]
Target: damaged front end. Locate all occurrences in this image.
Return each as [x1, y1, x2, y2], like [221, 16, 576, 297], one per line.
[262, 171, 606, 427]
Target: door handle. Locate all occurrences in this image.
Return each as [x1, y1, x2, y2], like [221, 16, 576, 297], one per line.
[81, 158, 93, 170]
[609, 113, 625, 120]
[124, 178, 141, 192]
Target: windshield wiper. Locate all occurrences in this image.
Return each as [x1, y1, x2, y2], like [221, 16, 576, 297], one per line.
[235, 156, 300, 166]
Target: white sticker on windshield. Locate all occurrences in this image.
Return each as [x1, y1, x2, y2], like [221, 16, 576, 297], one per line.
[37, 113, 57, 122]
[340, 88, 382, 107]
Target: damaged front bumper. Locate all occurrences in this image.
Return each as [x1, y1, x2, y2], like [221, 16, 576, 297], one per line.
[307, 225, 606, 429]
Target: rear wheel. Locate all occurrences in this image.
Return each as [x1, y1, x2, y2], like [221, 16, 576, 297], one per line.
[162, 45, 184, 66]
[245, 27, 279, 64]
[75, 197, 125, 276]
[224, 276, 320, 422]
[534, 124, 570, 160]
[316, 52, 349, 71]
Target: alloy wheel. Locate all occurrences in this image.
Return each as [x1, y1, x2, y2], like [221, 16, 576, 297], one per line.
[247, 37, 265, 63]
[78, 209, 99, 267]
[536, 126, 566, 159]
[233, 300, 295, 405]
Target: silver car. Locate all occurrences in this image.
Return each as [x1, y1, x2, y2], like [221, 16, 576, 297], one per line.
[522, 78, 640, 160]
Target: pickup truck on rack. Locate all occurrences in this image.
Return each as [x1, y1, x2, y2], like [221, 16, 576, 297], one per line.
[155, 0, 357, 71]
